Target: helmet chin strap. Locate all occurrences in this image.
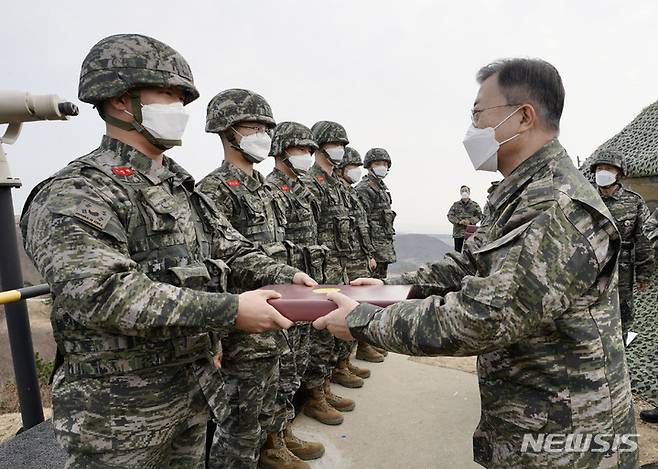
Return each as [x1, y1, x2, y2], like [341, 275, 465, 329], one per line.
[99, 90, 179, 151]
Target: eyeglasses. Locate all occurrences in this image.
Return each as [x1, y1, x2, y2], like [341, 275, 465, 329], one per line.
[235, 124, 272, 135]
[471, 103, 522, 125]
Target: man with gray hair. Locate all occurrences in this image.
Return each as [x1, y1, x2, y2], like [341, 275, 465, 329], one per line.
[315, 58, 638, 468]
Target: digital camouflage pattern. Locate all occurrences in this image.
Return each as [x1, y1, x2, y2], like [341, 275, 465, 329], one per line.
[20, 136, 298, 468]
[347, 140, 637, 469]
[310, 121, 349, 147]
[363, 147, 392, 168]
[197, 161, 289, 468]
[205, 89, 275, 134]
[447, 198, 483, 238]
[269, 121, 318, 158]
[78, 34, 199, 105]
[356, 172, 397, 276]
[589, 148, 628, 176]
[597, 184, 653, 336]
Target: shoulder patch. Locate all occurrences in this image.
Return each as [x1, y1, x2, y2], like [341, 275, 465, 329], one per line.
[227, 179, 240, 187]
[111, 166, 134, 177]
[280, 184, 290, 191]
[73, 200, 111, 230]
[315, 175, 325, 183]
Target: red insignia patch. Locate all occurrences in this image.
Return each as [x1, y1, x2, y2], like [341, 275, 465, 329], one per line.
[227, 179, 241, 187]
[315, 176, 325, 183]
[111, 166, 134, 176]
[280, 185, 290, 191]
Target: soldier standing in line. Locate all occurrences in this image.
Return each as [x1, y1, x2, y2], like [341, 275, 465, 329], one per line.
[447, 185, 482, 252]
[197, 89, 307, 469]
[300, 121, 359, 424]
[265, 121, 330, 465]
[21, 34, 314, 469]
[589, 149, 653, 344]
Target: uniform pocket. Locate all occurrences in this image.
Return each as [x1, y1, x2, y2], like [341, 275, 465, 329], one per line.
[139, 186, 178, 232]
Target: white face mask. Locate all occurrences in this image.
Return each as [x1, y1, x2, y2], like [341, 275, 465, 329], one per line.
[462, 107, 522, 172]
[233, 128, 272, 163]
[461, 191, 470, 200]
[372, 166, 388, 178]
[128, 102, 190, 146]
[324, 146, 345, 164]
[346, 168, 363, 184]
[287, 152, 314, 173]
[596, 169, 617, 187]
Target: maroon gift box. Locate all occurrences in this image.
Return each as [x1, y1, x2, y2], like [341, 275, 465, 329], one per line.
[259, 284, 412, 321]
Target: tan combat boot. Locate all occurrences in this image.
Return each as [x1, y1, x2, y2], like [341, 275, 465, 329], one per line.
[259, 432, 309, 469]
[347, 359, 371, 379]
[331, 359, 364, 388]
[372, 345, 388, 357]
[355, 341, 385, 363]
[323, 377, 355, 412]
[283, 424, 325, 460]
[303, 385, 344, 425]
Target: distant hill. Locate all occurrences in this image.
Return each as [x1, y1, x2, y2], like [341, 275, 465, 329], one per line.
[388, 233, 453, 275]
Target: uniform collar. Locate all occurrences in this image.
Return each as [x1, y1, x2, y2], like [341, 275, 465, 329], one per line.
[487, 138, 565, 211]
[310, 163, 339, 183]
[100, 135, 195, 189]
[599, 184, 624, 200]
[221, 160, 264, 191]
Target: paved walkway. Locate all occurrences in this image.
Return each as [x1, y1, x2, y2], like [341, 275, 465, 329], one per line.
[294, 353, 482, 469]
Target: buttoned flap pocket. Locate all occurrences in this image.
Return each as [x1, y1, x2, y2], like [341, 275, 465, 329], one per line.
[333, 215, 353, 251]
[272, 196, 289, 226]
[484, 385, 550, 432]
[139, 186, 178, 232]
[383, 209, 397, 235]
[168, 263, 211, 289]
[242, 193, 266, 223]
[616, 213, 636, 238]
[261, 242, 289, 263]
[204, 258, 231, 293]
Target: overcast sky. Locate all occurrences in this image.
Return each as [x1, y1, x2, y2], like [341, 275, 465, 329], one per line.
[3, 0, 657, 233]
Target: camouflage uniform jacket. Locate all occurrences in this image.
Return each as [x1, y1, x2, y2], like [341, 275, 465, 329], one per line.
[302, 164, 350, 283]
[356, 174, 397, 263]
[20, 136, 298, 419]
[347, 139, 637, 468]
[340, 181, 374, 262]
[599, 184, 654, 285]
[196, 161, 289, 360]
[266, 168, 327, 282]
[447, 198, 483, 238]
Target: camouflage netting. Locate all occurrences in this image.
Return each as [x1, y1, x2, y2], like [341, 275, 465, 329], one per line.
[626, 270, 658, 406]
[580, 100, 658, 179]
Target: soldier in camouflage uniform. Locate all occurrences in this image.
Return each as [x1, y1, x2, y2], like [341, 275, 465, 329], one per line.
[356, 148, 397, 280]
[590, 149, 654, 342]
[265, 122, 329, 463]
[197, 89, 306, 469]
[300, 121, 358, 424]
[447, 185, 483, 252]
[20, 34, 313, 469]
[335, 148, 385, 365]
[316, 58, 638, 468]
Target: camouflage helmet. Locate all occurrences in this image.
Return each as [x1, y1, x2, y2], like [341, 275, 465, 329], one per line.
[270, 122, 318, 157]
[589, 148, 627, 176]
[206, 89, 275, 133]
[337, 146, 363, 169]
[364, 148, 392, 168]
[78, 34, 199, 105]
[311, 121, 349, 147]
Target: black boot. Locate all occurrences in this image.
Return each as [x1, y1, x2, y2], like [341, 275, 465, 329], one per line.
[640, 407, 658, 423]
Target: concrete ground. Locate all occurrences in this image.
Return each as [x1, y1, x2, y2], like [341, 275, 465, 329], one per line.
[292, 353, 482, 469]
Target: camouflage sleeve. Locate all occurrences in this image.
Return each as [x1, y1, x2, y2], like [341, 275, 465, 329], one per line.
[472, 202, 483, 224]
[197, 176, 235, 219]
[355, 184, 374, 213]
[385, 250, 477, 298]
[634, 200, 654, 283]
[643, 208, 658, 243]
[21, 177, 239, 338]
[447, 202, 460, 225]
[348, 204, 608, 356]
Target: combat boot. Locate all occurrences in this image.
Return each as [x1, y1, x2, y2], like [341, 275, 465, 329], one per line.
[356, 341, 385, 363]
[303, 385, 344, 425]
[640, 407, 658, 423]
[331, 359, 364, 388]
[283, 424, 325, 460]
[323, 377, 355, 412]
[259, 432, 309, 469]
[347, 360, 371, 379]
[372, 345, 388, 356]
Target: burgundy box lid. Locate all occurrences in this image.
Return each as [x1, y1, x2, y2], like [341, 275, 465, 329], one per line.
[259, 284, 413, 321]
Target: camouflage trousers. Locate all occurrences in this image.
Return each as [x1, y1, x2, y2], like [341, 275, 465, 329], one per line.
[271, 323, 311, 432]
[337, 256, 370, 362]
[53, 361, 214, 469]
[209, 355, 279, 469]
[619, 263, 635, 336]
